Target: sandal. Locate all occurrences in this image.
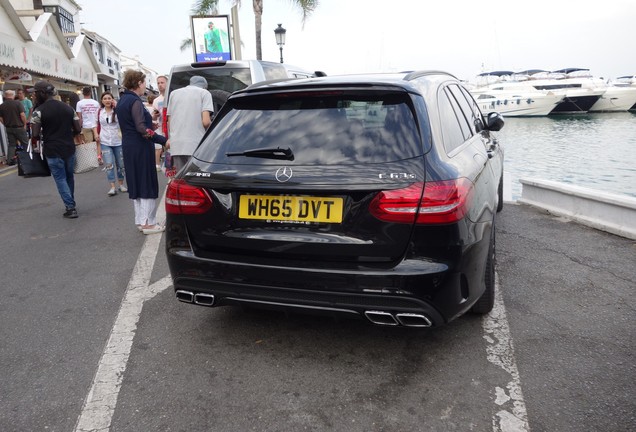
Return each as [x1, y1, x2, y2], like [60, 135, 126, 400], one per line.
[142, 224, 165, 235]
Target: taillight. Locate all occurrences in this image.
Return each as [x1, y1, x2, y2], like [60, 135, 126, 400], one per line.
[369, 179, 474, 224]
[165, 179, 212, 214]
[162, 106, 168, 137]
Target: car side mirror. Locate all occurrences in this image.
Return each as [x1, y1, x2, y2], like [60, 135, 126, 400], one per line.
[486, 112, 504, 131]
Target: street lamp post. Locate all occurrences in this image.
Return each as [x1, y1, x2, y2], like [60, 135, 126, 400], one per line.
[274, 23, 286, 64]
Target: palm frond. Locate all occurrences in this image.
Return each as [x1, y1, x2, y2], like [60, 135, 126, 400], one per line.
[191, 0, 221, 15]
[180, 38, 193, 52]
[294, 0, 319, 25]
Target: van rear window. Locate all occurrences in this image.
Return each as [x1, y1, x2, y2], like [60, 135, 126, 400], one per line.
[260, 63, 289, 80]
[169, 68, 252, 94]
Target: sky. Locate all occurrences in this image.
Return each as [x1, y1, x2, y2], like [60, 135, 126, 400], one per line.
[77, 0, 636, 82]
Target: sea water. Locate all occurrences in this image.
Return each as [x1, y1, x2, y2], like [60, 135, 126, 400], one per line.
[496, 112, 636, 200]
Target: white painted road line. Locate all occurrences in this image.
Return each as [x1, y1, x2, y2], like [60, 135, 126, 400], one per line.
[74, 196, 170, 432]
[483, 272, 530, 432]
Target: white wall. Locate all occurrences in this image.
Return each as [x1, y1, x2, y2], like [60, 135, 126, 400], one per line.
[519, 178, 636, 240]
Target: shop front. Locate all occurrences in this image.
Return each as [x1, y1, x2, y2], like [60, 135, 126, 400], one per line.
[0, 3, 99, 106]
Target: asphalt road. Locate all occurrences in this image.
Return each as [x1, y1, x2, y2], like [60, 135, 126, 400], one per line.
[0, 164, 634, 432]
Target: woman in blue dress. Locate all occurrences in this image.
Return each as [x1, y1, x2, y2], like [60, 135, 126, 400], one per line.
[116, 70, 167, 234]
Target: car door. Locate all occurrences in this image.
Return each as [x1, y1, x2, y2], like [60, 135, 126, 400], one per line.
[440, 84, 495, 223]
[458, 85, 503, 181]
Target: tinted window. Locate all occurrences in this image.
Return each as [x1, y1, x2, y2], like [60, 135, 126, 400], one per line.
[195, 92, 422, 165]
[169, 67, 252, 94]
[458, 85, 484, 132]
[291, 72, 313, 78]
[447, 85, 476, 136]
[439, 90, 469, 154]
[260, 63, 289, 80]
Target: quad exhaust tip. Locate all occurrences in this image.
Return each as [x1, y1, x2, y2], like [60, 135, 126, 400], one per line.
[176, 290, 194, 303]
[194, 293, 215, 306]
[365, 310, 432, 327]
[364, 310, 399, 326]
[395, 313, 432, 327]
[175, 290, 215, 307]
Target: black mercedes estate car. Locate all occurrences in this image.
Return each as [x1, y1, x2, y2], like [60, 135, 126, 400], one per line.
[165, 71, 505, 327]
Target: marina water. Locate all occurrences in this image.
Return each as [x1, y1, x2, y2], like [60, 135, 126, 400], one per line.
[496, 112, 636, 201]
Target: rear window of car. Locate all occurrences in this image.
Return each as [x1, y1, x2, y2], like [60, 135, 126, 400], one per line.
[194, 91, 423, 165]
[169, 67, 252, 94]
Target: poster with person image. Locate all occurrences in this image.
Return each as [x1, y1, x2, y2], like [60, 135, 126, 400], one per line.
[192, 15, 232, 62]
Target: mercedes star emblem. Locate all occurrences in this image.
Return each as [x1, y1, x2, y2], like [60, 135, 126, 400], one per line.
[275, 167, 293, 183]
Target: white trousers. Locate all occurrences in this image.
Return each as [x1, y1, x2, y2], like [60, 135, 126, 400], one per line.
[133, 198, 158, 226]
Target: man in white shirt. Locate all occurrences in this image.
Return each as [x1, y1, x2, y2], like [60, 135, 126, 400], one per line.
[166, 75, 214, 172]
[152, 75, 167, 170]
[75, 87, 101, 158]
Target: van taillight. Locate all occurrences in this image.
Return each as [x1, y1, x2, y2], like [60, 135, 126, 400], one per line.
[165, 179, 212, 214]
[369, 179, 474, 224]
[162, 107, 168, 137]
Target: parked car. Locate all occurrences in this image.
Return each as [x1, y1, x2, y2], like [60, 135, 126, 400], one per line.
[165, 70, 505, 327]
[162, 60, 317, 134]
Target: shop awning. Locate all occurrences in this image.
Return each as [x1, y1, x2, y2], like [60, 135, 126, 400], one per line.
[0, 6, 98, 86]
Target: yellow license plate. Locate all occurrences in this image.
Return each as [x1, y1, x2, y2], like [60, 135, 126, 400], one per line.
[239, 195, 343, 223]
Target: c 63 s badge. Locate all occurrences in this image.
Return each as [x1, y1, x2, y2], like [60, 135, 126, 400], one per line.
[378, 172, 416, 179]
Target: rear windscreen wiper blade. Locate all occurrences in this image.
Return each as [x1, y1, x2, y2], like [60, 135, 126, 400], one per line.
[226, 147, 294, 160]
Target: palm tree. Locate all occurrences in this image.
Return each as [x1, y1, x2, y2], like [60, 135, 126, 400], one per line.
[187, 0, 319, 60]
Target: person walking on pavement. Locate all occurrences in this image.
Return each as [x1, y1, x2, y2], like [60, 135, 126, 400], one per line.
[0, 89, 28, 166]
[76, 86, 102, 164]
[152, 75, 167, 171]
[166, 75, 213, 172]
[97, 91, 127, 196]
[30, 81, 82, 218]
[16, 89, 33, 138]
[115, 70, 167, 234]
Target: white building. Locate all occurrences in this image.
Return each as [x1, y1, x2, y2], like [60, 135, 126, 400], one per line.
[120, 54, 159, 95]
[1, 0, 99, 105]
[2, 0, 157, 102]
[81, 28, 121, 97]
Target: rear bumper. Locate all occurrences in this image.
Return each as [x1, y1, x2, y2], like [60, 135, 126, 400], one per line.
[167, 246, 486, 326]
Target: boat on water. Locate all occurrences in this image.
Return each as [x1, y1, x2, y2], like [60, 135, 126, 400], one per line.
[468, 71, 566, 116]
[589, 85, 636, 112]
[470, 87, 564, 117]
[471, 69, 608, 114]
[611, 75, 636, 111]
[513, 68, 606, 114]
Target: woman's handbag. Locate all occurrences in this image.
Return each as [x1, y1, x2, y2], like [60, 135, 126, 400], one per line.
[16, 141, 50, 177]
[74, 141, 99, 174]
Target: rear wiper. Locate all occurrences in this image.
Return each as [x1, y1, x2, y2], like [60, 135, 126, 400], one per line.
[226, 147, 294, 160]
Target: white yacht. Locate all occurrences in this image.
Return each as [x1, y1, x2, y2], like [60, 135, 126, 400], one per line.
[469, 71, 565, 116]
[469, 68, 616, 114]
[589, 85, 636, 112]
[470, 87, 564, 116]
[607, 75, 636, 111]
[516, 68, 606, 114]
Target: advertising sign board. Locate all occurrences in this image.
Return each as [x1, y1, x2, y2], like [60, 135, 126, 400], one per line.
[191, 15, 232, 62]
